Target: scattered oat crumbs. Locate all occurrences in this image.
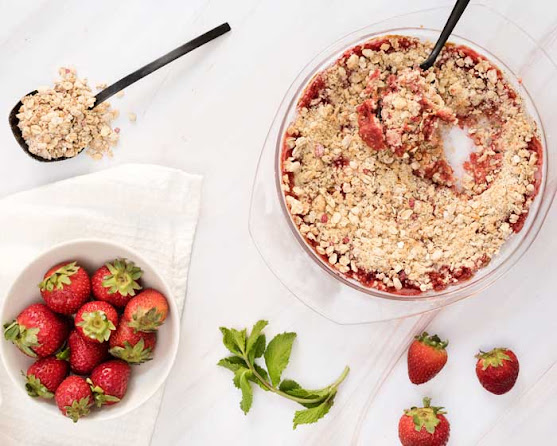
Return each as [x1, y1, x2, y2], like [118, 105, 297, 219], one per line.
[116, 91, 125, 98]
[128, 112, 137, 122]
[16, 67, 119, 160]
[281, 35, 542, 294]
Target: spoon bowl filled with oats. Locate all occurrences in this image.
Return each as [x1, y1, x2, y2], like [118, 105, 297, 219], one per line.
[9, 23, 231, 162]
[9, 70, 119, 162]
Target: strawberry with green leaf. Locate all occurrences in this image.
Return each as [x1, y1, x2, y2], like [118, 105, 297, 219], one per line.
[475, 347, 519, 395]
[92, 259, 143, 308]
[109, 322, 156, 364]
[23, 355, 69, 399]
[398, 397, 450, 446]
[407, 332, 448, 385]
[124, 289, 169, 333]
[217, 320, 350, 429]
[39, 261, 91, 315]
[3, 303, 69, 357]
[75, 301, 118, 343]
[55, 375, 93, 423]
[87, 359, 131, 406]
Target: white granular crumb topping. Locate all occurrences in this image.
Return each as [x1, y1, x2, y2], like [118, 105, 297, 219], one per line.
[281, 36, 541, 293]
[16, 67, 119, 160]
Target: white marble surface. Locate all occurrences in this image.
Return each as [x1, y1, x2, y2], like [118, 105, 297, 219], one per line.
[1, 0, 556, 445]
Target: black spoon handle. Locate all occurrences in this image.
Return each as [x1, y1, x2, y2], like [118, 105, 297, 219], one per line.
[420, 0, 470, 70]
[94, 22, 231, 106]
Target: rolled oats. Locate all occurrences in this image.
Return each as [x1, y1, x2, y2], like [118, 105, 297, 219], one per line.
[16, 68, 119, 160]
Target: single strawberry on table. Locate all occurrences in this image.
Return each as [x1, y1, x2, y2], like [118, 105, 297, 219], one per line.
[55, 375, 93, 423]
[87, 359, 131, 406]
[398, 397, 450, 446]
[75, 301, 118, 343]
[109, 322, 156, 364]
[39, 261, 91, 315]
[475, 347, 519, 395]
[23, 355, 69, 399]
[92, 259, 143, 308]
[124, 288, 169, 333]
[407, 332, 448, 385]
[68, 330, 109, 375]
[3, 303, 69, 357]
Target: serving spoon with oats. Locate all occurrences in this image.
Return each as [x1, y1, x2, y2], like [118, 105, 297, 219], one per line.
[9, 23, 231, 162]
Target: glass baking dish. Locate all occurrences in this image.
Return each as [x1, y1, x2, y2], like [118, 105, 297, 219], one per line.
[249, 4, 557, 324]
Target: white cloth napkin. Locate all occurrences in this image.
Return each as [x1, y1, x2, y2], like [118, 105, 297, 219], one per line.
[0, 164, 202, 446]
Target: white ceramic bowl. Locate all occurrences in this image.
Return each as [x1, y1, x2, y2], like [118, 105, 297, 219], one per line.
[0, 239, 180, 421]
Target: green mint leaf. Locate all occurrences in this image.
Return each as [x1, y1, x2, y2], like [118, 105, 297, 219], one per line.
[253, 335, 266, 358]
[284, 387, 311, 398]
[219, 327, 242, 355]
[246, 320, 268, 355]
[217, 356, 247, 373]
[248, 334, 266, 363]
[293, 394, 335, 429]
[233, 367, 250, 389]
[286, 386, 330, 400]
[279, 379, 302, 392]
[238, 369, 253, 414]
[231, 328, 247, 354]
[264, 332, 297, 387]
[279, 379, 331, 405]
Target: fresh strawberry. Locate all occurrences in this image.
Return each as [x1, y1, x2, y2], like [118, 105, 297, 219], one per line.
[124, 289, 169, 332]
[68, 330, 109, 375]
[55, 375, 93, 422]
[109, 322, 156, 364]
[91, 259, 143, 308]
[3, 303, 69, 357]
[75, 301, 118, 343]
[23, 355, 69, 398]
[407, 332, 448, 385]
[398, 397, 450, 446]
[88, 359, 131, 406]
[39, 261, 91, 315]
[475, 347, 519, 395]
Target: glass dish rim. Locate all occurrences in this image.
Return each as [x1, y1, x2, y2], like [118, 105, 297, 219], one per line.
[268, 7, 555, 303]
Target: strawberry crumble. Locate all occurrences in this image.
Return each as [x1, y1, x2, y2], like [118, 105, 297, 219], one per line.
[281, 35, 542, 294]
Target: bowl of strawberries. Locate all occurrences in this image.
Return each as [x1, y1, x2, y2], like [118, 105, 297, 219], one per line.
[0, 239, 179, 422]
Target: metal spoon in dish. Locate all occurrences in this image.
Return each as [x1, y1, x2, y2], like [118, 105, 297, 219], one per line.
[420, 0, 470, 70]
[9, 22, 231, 162]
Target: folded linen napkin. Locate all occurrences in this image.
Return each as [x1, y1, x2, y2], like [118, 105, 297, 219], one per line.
[0, 164, 202, 446]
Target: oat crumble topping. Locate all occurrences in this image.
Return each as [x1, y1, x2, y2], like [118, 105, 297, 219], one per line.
[281, 36, 542, 294]
[16, 67, 119, 160]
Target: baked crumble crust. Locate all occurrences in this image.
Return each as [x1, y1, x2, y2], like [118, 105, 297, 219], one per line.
[281, 36, 542, 293]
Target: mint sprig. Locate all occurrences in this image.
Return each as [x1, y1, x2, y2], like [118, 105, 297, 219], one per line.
[218, 320, 350, 429]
